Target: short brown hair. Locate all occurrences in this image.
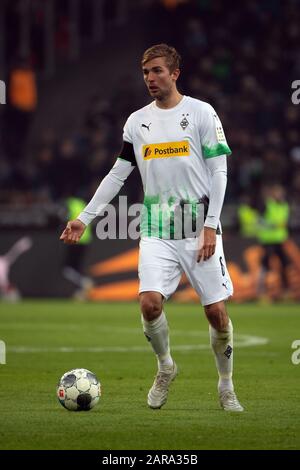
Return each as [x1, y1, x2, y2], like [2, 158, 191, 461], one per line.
[141, 44, 181, 72]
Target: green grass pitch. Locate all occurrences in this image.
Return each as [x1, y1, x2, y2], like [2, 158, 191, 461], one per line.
[0, 300, 299, 450]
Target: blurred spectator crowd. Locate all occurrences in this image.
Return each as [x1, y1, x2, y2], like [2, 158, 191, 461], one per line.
[0, 0, 300, 213]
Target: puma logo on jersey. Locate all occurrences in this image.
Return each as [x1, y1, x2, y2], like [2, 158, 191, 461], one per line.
[142, 141, 190, 160]
[141, 123, 151, 131]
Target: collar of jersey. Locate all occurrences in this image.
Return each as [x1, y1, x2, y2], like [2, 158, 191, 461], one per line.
[150, 95, 187, 118]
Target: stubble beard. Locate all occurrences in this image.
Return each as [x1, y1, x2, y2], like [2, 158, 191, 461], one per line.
[153, 86, 172, 103]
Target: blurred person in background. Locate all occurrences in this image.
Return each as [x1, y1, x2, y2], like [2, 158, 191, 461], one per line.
[0, 237, 32, 301]
[257, 184, 290, 301]
[238, 193, 259, 239]
[4, 56, 37, 163]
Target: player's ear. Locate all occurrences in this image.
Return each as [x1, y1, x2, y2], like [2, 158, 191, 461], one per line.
[172, 68, 180, 81]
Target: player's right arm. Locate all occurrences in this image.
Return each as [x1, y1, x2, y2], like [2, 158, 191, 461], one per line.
[60, 141, 136, 244]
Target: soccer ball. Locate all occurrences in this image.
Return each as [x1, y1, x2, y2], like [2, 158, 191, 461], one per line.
[57, 368, 101, 411]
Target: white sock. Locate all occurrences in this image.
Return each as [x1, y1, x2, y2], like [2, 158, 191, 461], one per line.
[142, 311, 173, 370]
[209, 319, 234, 393]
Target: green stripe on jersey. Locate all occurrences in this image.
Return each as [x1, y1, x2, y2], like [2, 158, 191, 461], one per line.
[141, 195, 201, 239]
[202, 143, 232, 158]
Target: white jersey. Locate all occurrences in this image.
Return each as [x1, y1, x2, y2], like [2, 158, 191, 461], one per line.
[123, 95, 231, 239]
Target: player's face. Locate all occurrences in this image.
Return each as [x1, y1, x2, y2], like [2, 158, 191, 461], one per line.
[142, 57, 179, 101]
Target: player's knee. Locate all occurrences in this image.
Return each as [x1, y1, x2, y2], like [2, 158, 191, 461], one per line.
[140, 292, 163, 321]
[205, 302, 229, 331]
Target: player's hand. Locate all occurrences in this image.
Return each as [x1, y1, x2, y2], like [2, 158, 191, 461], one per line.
[60, 219, 86, 244]
[197, 226, 216, 262]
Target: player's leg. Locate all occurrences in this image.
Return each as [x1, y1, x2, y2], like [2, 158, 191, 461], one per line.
[204, 301, 242, 411]
[138, 238, 181, 408]
[139, 237, 181, 369]
[178, 235, 243, 411]
[140, 291, 178, 409]
[139, 291, 173, 368]
[205, 301, 232, 393]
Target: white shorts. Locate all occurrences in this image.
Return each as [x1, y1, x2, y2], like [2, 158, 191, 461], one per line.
[138, 235, 233, 306]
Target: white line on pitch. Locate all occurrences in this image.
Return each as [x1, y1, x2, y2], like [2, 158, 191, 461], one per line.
[7, 334, 268, 353]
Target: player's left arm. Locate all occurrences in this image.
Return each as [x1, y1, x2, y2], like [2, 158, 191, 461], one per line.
[198, 105, 231, 262]
[197, 155, 227, 262]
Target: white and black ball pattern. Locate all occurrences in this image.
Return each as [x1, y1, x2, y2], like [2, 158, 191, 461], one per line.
[57, 368, 101, 411]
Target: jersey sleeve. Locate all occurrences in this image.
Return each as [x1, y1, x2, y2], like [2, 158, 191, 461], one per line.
[117, 141, 136, 166]
[77, 158, 134, 226]
[199, 104, 232, 159]
[119, 114, 136, 165]
[123, 114, 133, 144]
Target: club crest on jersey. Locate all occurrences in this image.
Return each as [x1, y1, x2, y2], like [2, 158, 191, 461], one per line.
[180, 114, 189, 130]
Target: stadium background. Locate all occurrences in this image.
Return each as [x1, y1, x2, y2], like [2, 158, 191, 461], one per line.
[0, 0, 300, 301]
[0, 0, 300, 451]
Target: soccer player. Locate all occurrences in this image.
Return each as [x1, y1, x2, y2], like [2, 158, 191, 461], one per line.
[60, 44, 243, 412]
